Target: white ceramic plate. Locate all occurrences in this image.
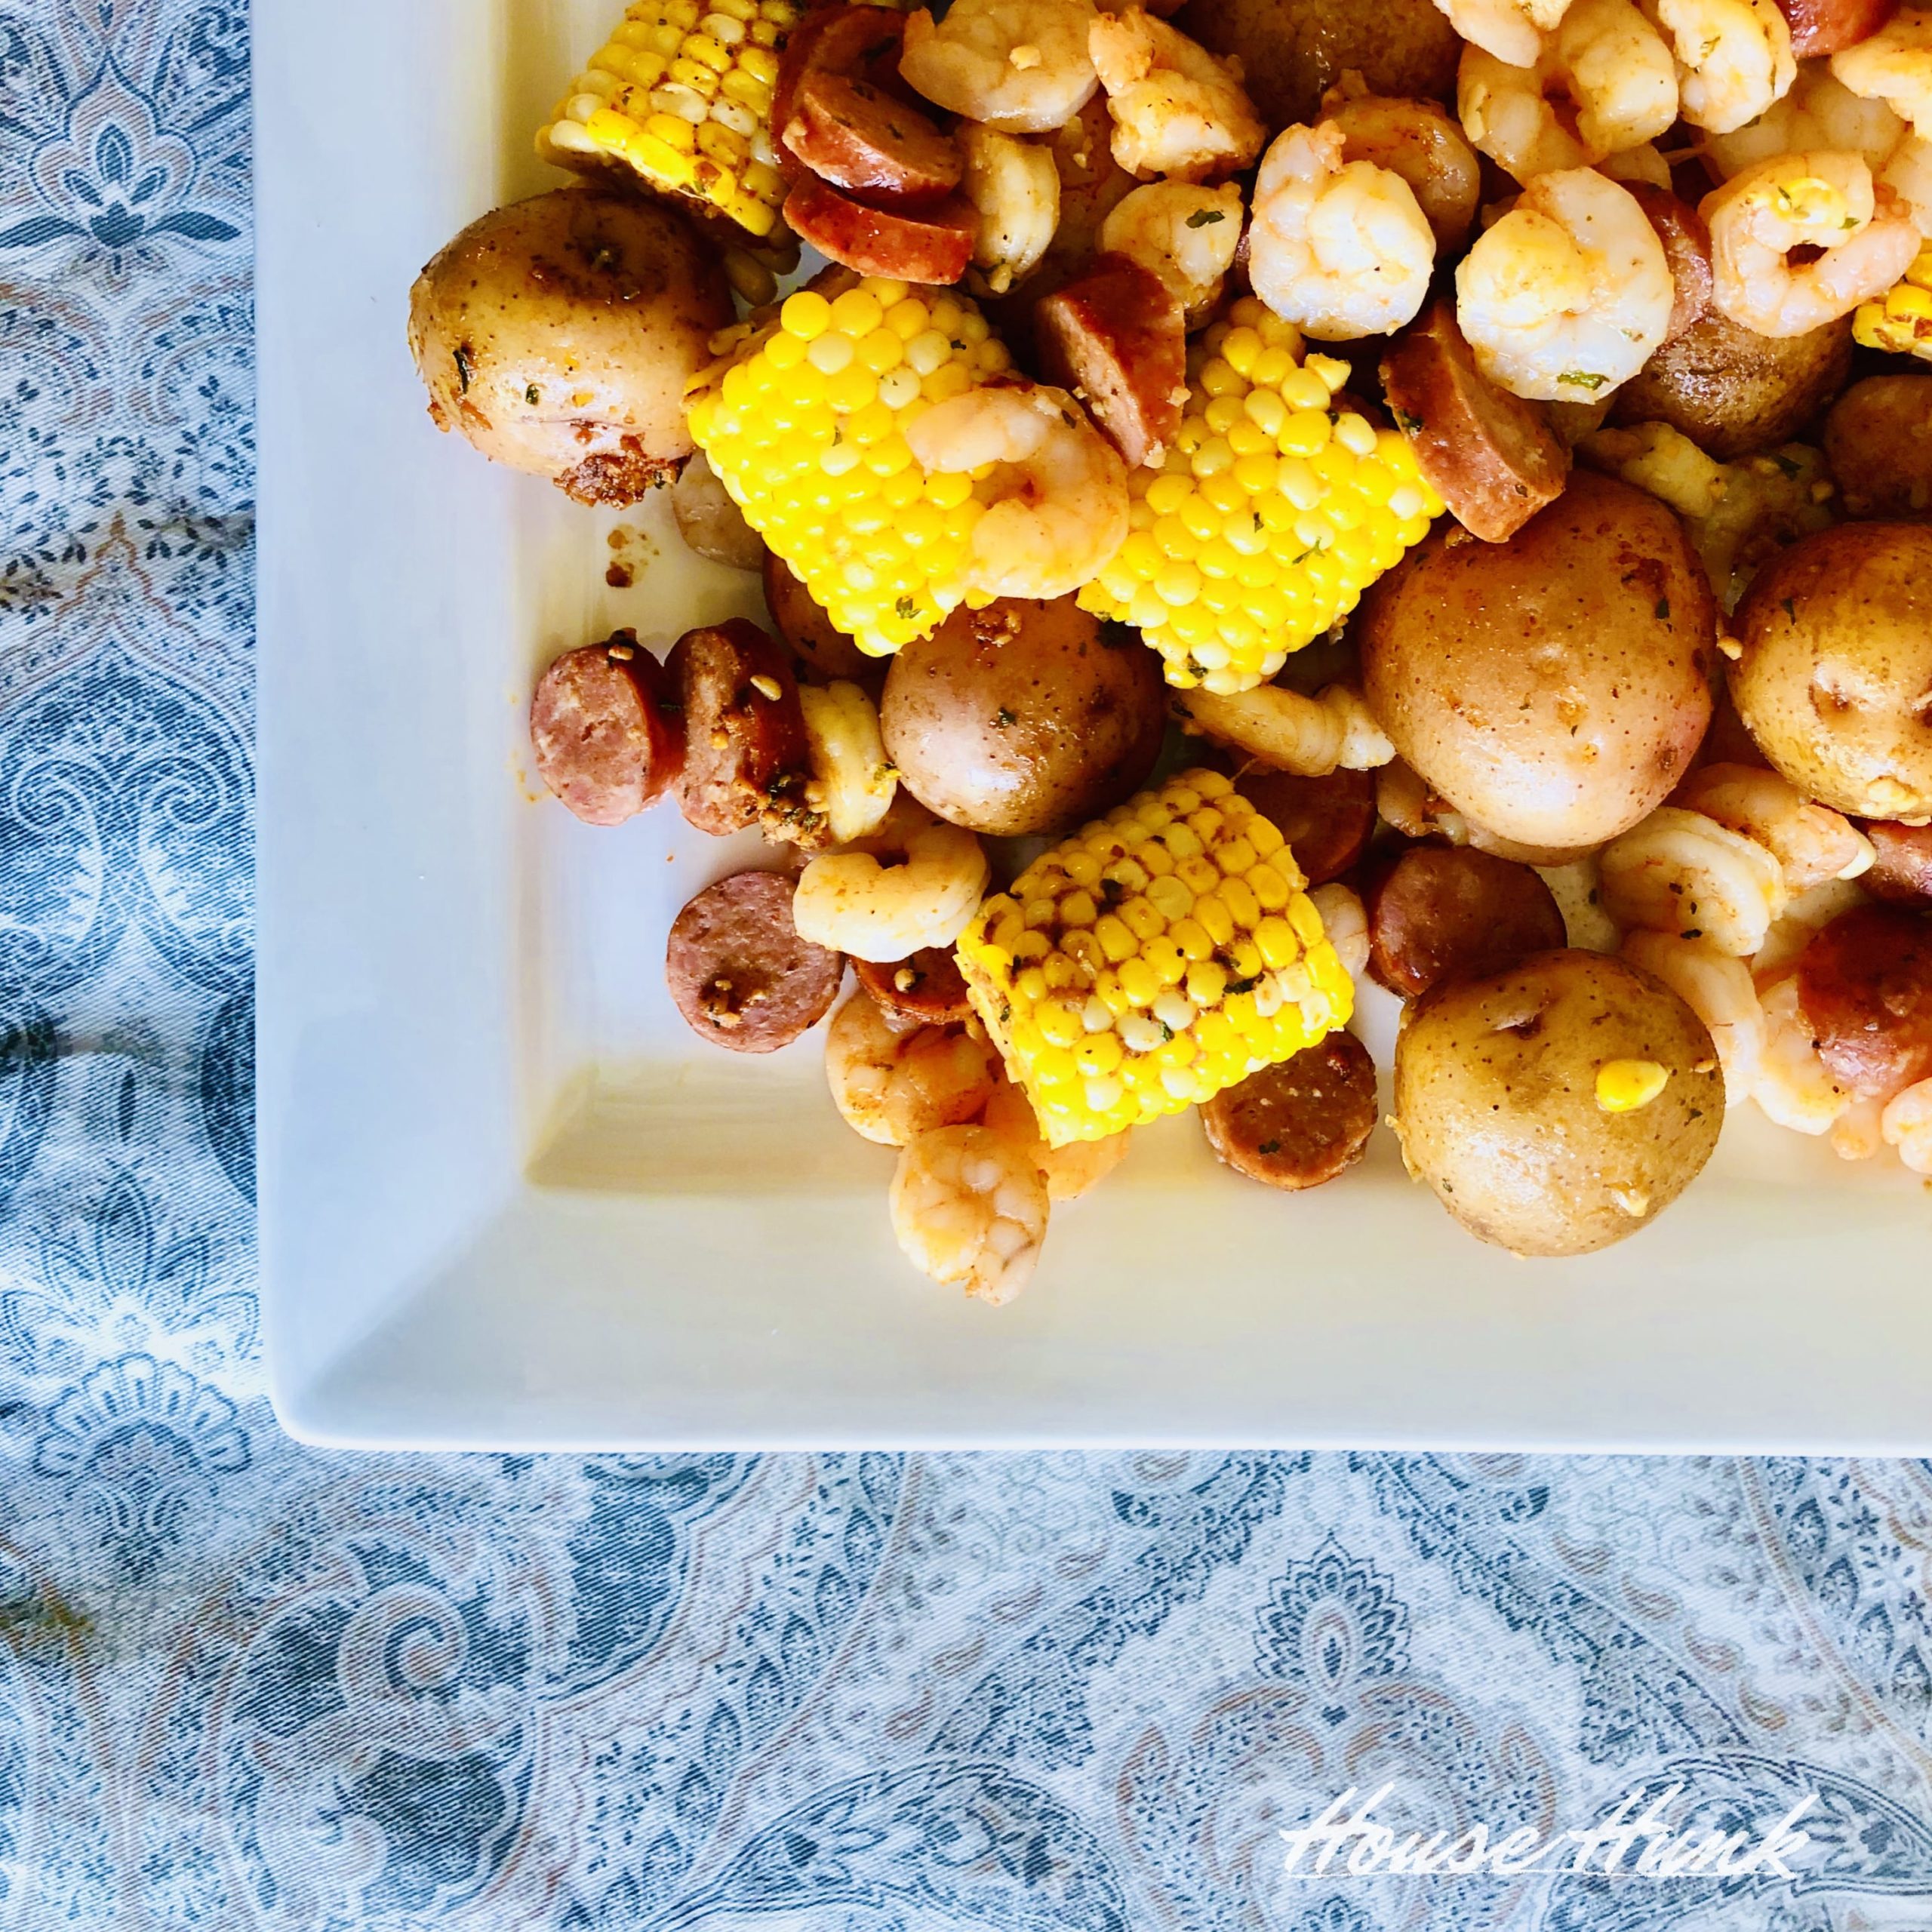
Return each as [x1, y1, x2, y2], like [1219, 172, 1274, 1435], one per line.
[257, 0, 1932, 1452]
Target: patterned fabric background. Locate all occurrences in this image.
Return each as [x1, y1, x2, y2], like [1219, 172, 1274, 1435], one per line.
[1, 3, 1930, 1927]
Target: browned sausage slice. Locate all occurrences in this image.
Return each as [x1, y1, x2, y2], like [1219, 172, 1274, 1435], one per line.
[783, 174, 977, 284]
[853, 948, 975, 1029]
[666, 870, 845, 1053]
[783, 71, 961, 207]
[761, 551, 872, 681]
[1200, 1031, 1378, 1189]
[531, 634, 683, 826]
[1775, 0, 1897, 56]
[1033, 253, 1186, 469]
[1365, 844, 1567, 998]
[1380, 300, 1570, 543]
[671, 617, 822, 844]
[1233, 765, 1376, 887]
[1862, 820, 1932, 906]
[1796, 903, 1932, 1097]
[771, 5, 914, 185]
[1622, 183, 1713, 344]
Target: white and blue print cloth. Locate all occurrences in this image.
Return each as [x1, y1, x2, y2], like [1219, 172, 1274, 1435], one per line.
[1, 4, 1930, 1927]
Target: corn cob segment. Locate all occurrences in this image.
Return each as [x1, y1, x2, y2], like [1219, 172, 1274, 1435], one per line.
[538, 0, 799, 240]
[1854, 245, 1932, 362]
[1079, 297, 1442, 697]
[955, 769, 1354, 1147]
[686, 278, 1014, 656]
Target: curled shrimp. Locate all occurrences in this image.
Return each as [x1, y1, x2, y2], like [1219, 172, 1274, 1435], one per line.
[1831, 1094, 1888, 1160]
[1307, 883, 1370, 980]
[903, 383, 1130, 603]
[1171, 680, 1394, 776]
[959, 124, 1062, 295]
[1882, 131, 1932, 232]
[900, 0, 1100, 134]
[1454, 168, 1675, 399]
[1622, 930, 1767, 1101]
[1599, 804, 1789, 955]
[1750, 875, 1868, 982]
[825, 992, 998, 1146]
[891, 1123, 1051, 1303]
[1601, 140, 1675, 186]
[800, 680, 897, 846]
[1434, 0, 1576, 69]
[1321, 82, 1483, 251]
[1832, 8, 1932, 136]
[1247, 122, 1437, 339]
[1701, 151, 1922, 336]
[1641, 0, 1795, 134]
[1675, 762, 1874, 893]
[981, 1072, 1132, 1198]
[1881, 1078, 1932, 1174]
[1098, 179, 1244, 319]
[793, 817, 991, 960]
[1706, 65, 1906, 177]
[1457, 0, 1679, 181]
[1751, 973, 1854, 1133]
[1087, 8, 1266, 181]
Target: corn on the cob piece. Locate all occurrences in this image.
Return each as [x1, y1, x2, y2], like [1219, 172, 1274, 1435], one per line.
[538, 0, 799, 240]
[1079, 297, 1441, 697]
[686, 278, 1014, 655]
[955, 768, 1354, 1146]
[1854, 244, 1932, 362]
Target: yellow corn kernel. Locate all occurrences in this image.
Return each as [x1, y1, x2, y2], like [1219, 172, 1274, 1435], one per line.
[1854, 247, 1932, 361]
[1596, 1060, 1670, 1112]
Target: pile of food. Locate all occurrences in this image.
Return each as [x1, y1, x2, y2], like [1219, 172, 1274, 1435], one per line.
[408, 0, 1932, 1300]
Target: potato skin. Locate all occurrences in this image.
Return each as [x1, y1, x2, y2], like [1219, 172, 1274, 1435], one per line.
[1360, 471, 1716, 850]
[881, 598, 1165, 836]
[1392, 949, 1724, 1257]
[1177, 0, 1459, 129]
[407, 187, 731, 503]
[1731, 523, 1932, 822]
[1823, 376, 1932, 520]
[1609, 308, 1851, 461]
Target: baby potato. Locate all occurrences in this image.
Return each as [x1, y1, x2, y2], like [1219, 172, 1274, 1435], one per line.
[1610, 307, 1852, 462]
[407, 186, 730, 504]
[1823, 376, 1932, 519]
[1359, 472, 1717, 851]
[1731, 522, 1932, 823]
[1392, 949, 1724, 1257]
[881, 598, 1165, 837]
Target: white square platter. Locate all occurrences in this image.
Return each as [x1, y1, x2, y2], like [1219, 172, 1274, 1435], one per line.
[256, 0, 1932, 1451]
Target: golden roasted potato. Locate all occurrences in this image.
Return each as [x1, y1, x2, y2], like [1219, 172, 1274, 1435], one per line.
[1392, 949, 1724, 1257]
[1823, 376, 1932, 519]
[407, 186, 730, 503]
[1731, 522, 1932, 822]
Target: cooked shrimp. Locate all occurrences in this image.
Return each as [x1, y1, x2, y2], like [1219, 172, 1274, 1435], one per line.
[1675, 763, 1875, 892]
[1308, 882, 1370, 980]
[1702, 151, 1922, 335]
[1319, 82, 1484, 251]
[793, 817, 991, 960]
[1247, 122, 1436, 338]
[1750, 875, 1867, 982]
[1706, 66, 1906, 177]
[1751, 972, 1854, 1133]
[1099, 180, 1244, 318]
[1455, 168, 1675, 399]
[1457, 0, 1679, 182]
[1538, 858, 1624, 950]
[1830, 1094, 1888, 1159]
[903, 383, 1130, 603]
[1881, 1078, 1932, 1174]
[825, 992, 998, 1146]
[672, 451, 763, 571]
[800, 681, 897, 847]
[1435, 0, 1576, 69]
[1171, 679, 1395, 775]
[1881, 131, 1932, 232]
[1599, 804, 1789, 954]
[981, 1073, 1132, 1198]
[1601, 140, 1675, 186]
[1622, 930, 1767, 1100]
[1088, 8, 1266, 180]
[891, 1123, 1051, 1303]
[900, 0, 1100, 134]
[1641, 0, 1794, 134]
[1832, 8, 1932, 134]
[959, 124, 1062, 295]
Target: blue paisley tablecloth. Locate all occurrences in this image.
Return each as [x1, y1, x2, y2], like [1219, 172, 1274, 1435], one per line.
[3, 5, 1932, 1928]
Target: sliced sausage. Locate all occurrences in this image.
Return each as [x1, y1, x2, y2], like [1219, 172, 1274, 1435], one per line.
[1862, 820, 1932, 906]
[1365, 844, 1567, 998]
[783, 174, 976, 284]
[1622, 183, 1713, 344]
[1380, 300, 1570, 543]
[1033, 253, 1186, 469]
[671, 617, 822, 844]
[666, 869, 845, 1053]
[762, 551, 872, 681]
[771, 5, 915, 185]
[1232, 765, 1376, 887]
[783, 71, 961, 208]
[1796, 903, 1932, 1097]
[853, 948, 975, 1028]
[1774, 0, 1897, 56]
[531, 634, 683, 826]
[1200, 1031, 1378, 1189]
